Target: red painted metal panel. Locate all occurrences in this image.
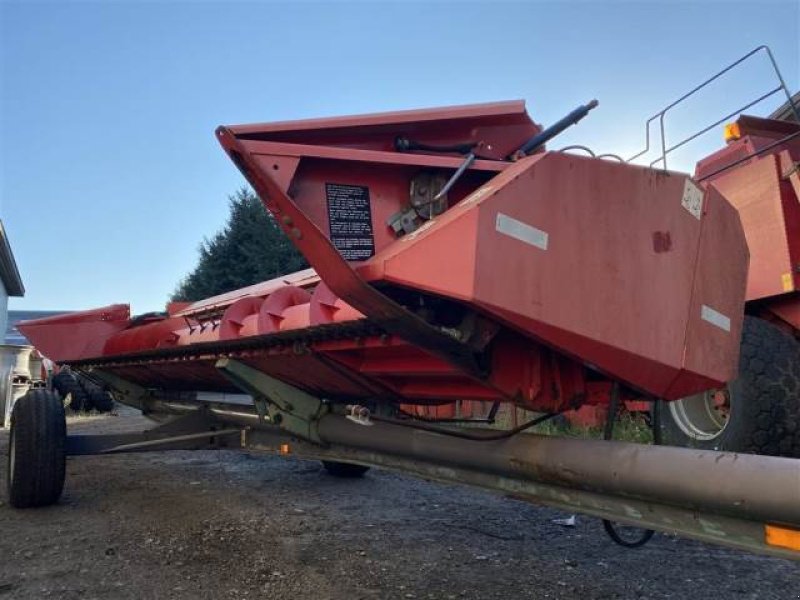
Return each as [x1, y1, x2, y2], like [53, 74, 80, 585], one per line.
[706, 156, 793, 301]
[18, 101, 750, 413]
[766, 294, 800, 331]
[220, 297, 263, 340]
[225, 100, 540, 163]
[258, 285, 311, 333]
[18, 305, 130, 362]
[668, 184, 748, 398]
[175, 268, 319, 317]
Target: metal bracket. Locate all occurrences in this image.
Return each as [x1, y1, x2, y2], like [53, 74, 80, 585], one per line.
[65, 410, 240, 455]
[782, 160, 800, 180]
[215, 358, 328, 444]
[86, 368, 148, 410]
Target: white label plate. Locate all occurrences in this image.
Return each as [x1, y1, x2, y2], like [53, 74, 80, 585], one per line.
[496, 213, 548, 250]
[701, 304, 731, 332]
[682, 179, 704, 220]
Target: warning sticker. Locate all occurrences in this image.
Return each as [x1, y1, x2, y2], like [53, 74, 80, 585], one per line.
[326, 183, 375, 261]
[782, 272, 794, 292]
[681, 179, 704, 220]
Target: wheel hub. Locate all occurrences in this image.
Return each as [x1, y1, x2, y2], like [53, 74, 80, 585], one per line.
[668, 387, 731, 441]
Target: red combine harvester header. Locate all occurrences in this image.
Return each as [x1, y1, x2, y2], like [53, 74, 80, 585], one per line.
[21, 100, 747, 406]
[11, 49, 800, 561]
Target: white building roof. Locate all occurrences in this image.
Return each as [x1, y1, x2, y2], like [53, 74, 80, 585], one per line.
[0, 220, 24, 297]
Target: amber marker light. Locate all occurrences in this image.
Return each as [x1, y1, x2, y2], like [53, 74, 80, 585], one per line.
[765, 524, 800, 551]
[724, 122, 741, 142]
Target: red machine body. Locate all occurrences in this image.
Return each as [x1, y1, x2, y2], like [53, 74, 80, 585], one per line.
[19, 101, 749, 413]
[695, 115, 800, 331]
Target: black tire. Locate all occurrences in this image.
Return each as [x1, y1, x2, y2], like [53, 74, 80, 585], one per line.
[74, 374, 114, 412]
[321, 461, 370, 478]
[659, 316, 800, 457]
[7, 389, 66, 508]
[51, 370, 88, 412]
[75, 373, 100, 395]
[88, 389, 114, 412]
[602, 385, 657, 549]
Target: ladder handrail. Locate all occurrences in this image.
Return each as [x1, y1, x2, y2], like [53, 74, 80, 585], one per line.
[627, 46, 800, 169]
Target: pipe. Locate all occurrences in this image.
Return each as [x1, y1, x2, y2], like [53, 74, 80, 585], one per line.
[145, 398, 800, 526]
[146, 399, 262, 428]
[514, 100, 599, 156]
[316, 415, 800, 526]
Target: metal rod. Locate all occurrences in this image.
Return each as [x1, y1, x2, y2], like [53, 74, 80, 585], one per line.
[250, 435, 796, 560]
[629, 45, 770, 163]
[514, 100, 599, 157]
[764, 45, 800, 121]
[101, 428, 241, 453]
[146, 399, 263, 427]
[146, 398, 800, 526]
[394, 136, 477, 155]
[629, 45, 799, 166]
[697, 129, 800, 181]
[316, 414, 800, 525]
[649, 87, 782, 167]
[433, 152, 476, 201]
[127, 398, 800, 558]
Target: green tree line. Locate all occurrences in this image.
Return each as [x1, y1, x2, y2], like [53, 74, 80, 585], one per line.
[172, 188, 307, 301]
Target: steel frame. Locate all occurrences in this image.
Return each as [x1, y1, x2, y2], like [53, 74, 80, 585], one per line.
[63, 361, 800, 561]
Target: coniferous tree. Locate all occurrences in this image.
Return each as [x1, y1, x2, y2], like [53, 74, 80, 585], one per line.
[172, 188, 308, 301]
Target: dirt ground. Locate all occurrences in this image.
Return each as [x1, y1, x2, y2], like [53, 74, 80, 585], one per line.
[0, 409, 798, 600]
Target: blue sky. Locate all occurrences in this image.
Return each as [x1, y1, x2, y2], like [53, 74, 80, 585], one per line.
[2, 0, 798, 313]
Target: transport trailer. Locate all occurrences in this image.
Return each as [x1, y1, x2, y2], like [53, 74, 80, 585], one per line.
[12, 91, 800, 559]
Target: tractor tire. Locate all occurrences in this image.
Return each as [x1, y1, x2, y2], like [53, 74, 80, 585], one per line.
[51, 370, 88, 412]
[321, 461, 370, 478]
[89, 389, 115, 413]
[659, 316, 800, 457]
[74, 374, 114, 412]
[7, 389, 66, 508]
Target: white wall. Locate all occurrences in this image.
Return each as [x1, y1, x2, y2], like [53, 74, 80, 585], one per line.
[0, 281, 7, 345]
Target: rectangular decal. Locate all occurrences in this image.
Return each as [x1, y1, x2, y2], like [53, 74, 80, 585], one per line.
[701, 304, 731, 332]
[681, 179, 704, 220]
[326, 183, 375, 261]
[495, 213, 548, 251]
[782, 272, 794, 292]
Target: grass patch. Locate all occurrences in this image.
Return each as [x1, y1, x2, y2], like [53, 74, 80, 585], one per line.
[532, 412, 655, 444]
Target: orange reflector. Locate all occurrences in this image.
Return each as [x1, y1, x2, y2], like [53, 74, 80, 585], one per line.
[765, 524, 800, 551]
[724, 122, 741, 142]
[279, 443, 291, 455]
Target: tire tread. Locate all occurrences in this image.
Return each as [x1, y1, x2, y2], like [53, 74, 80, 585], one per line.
[7, 389, 66, 508]
[661, 316, 800, 457]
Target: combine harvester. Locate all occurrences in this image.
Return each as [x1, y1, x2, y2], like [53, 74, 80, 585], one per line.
[568, 47, 800, 458]
[13, 48, 800, 560]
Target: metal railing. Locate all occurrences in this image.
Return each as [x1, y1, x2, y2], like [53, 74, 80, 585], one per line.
[628, 46, 800, 169]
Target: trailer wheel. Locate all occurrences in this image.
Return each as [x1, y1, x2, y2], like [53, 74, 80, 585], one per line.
[659, 316, 800, 457]
[7, 389, 66, 508]
[52, 370, 88, 412]
[89, 389, 115, 413]
[321, 461, 370, 478]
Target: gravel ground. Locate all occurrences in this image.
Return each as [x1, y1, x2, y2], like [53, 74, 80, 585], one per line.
[0, 409, 798, 600]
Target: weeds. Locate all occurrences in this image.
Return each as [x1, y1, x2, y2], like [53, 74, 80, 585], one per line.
[532, 412, 655, 444]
